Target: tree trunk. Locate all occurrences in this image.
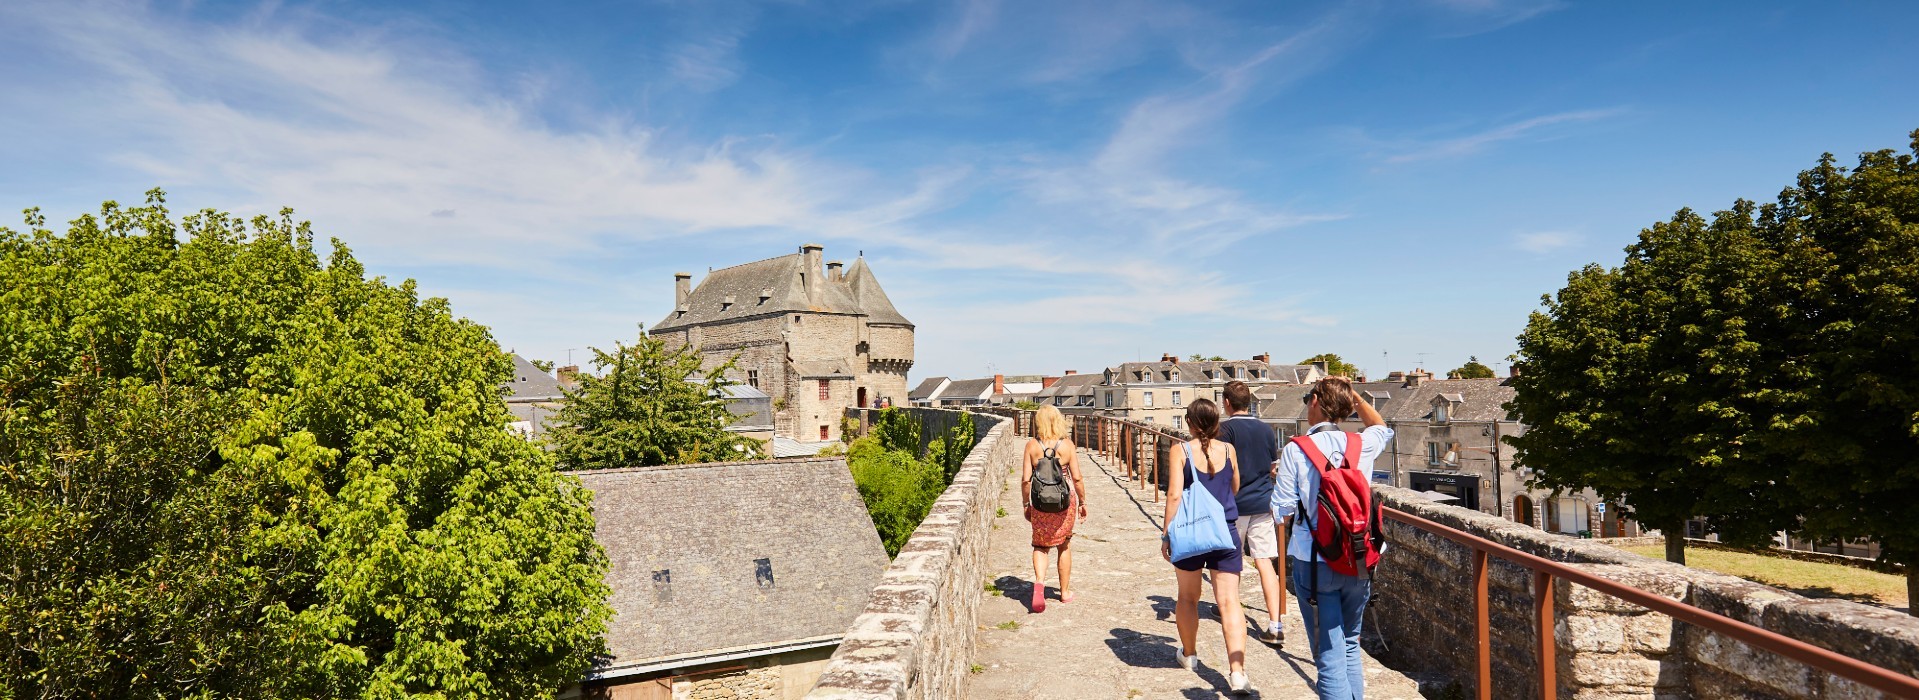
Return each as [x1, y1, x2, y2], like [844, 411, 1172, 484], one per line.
[1908, 570, 1917, 618]
[1664, 527, 1686, 565]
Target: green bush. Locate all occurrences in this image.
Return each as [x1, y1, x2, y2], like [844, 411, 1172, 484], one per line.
[846, 436, 946, 556]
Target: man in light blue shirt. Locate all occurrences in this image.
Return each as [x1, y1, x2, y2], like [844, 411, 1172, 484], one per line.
[1271, 378, 1392, 699]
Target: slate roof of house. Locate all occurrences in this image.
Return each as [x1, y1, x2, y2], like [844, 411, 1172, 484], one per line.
[942, 378, 996, 400]
[909, 376, 950, 401]
[1104, 360, 1295, 386]
[654, 250, 911, 331]
[1254, 378, 1515, 424]
[507, 402, 559, 436]
[505, 354, 565, 401]
[1036, 373, 1103, 398]
[843, 257, 911, 326]
[571, 459, 887, 674]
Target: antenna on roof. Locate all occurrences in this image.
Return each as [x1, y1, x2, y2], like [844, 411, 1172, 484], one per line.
[1416, 352, 1430, 369]
[566, 348, 578, 366]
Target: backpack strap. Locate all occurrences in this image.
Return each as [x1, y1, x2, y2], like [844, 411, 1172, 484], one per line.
[1342, 432, 1361, 470]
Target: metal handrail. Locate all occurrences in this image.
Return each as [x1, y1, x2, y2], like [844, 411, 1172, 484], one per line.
[1001, 409, 1919, 696]
[1383, 506, 1919, 699]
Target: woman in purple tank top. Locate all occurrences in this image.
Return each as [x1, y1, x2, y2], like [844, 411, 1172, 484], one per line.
[1158, 399, 1252, 694]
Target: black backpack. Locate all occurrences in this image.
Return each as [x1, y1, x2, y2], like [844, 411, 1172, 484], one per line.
[1030, 440, 1071, 513]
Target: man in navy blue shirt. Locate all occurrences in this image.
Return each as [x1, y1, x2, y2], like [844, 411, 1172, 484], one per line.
[1217, 380, 1284, 643]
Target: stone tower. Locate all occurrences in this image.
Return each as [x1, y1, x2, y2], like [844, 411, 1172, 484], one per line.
[652, 244, 914, 442]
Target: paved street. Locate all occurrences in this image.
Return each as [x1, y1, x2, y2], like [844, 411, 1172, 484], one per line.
[969, 449, 1428, 699]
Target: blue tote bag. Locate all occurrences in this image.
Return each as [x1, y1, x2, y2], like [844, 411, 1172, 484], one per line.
[1167, 443, 1236, 562]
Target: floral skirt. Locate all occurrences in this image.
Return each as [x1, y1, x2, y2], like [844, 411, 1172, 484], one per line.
[1029, 495, 1078, 548]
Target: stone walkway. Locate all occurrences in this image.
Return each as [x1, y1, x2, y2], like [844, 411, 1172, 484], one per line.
[969, 449, 1428, 699]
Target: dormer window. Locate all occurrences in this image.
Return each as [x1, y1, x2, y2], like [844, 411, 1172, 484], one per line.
[721, 294, 736, 311]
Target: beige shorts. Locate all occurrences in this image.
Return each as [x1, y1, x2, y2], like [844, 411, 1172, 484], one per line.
[1239, 511, 1279, 560]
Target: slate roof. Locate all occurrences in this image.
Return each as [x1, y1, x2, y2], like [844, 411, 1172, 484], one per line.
[1039, 373, 1103, 397]
[909, 376, 950, 401]
[1254, 378, 1515, 424]
[1104, 360, 1296, 385]
[571, 459, 887, 674]
[721, 384, 774, 431]
[654, 250, 911, 331]
[506, 402, 559, 436]
[505, 354, 565, 401]
[941, 378, 995, 401]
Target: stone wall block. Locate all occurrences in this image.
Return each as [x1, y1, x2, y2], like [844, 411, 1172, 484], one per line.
[1624, 612, 1677, 655]
[1687, 630, 1815, 697]
[1566, 654, 1662, 689]
[1563, 613, 1627, 653]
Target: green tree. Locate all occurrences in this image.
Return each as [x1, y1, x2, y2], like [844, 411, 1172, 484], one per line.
[1186, 354, 1227, 362]
[870, 407, 923, 455]
[1448, 356, 1497, 379]
[0, 192, 610, 698]
[1300, 353, 1359, 378]
[1762, 134, 1919, 608]
[550, 329, 765, 469]
[1013, 400, 1041, 411]
[530, 358, 556, 373]
[1510, 204, 1800, 564]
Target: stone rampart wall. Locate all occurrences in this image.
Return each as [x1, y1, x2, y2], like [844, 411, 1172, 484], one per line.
[1373, 486, 1919, 698]
[804, 409, 1023, 700]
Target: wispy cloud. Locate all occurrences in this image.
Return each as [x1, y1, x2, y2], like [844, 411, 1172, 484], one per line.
[1425, 0, 1565, 38]
[0, 1, 912, 273]
[1514, 230, 1581, 253]
[1378, 108, 1626, 164]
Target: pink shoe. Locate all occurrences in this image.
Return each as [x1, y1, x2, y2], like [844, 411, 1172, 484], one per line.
[1030, 586, 1046, 613]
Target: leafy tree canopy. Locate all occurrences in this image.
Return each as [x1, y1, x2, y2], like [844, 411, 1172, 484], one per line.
[550, 329, 766, 469]
[1300, 353, 1359, 378]
[1187, 354, 1228, 362]
[1448, 356, 1497, 379]
[0, 191, 610, 698]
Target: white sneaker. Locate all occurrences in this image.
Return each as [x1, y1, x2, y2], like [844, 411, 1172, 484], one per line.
[1176, 650, 1198, 671]
[1227, 671, 1254, 695]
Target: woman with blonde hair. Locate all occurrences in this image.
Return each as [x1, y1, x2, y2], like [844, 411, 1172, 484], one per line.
[1022, 405, 1087, 613]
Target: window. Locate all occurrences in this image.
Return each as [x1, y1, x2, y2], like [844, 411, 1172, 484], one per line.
[1172, 390, 1182, 407]
[755, 558, 775, 589]
[819, 379, 830, 401]
[1105, 392, 1114, 408]
[747, 369, 760, 389]
[1434, 402, 1451, 423]
[820, 425, 830, 440]
[1144, 391, 1154, 408]
[1428, 442, 1442, 465]
[652, 569, 672, 601]
[1144, 417, 1155, 424]
[1171, 370, 1180, 382]
[1174, 415, 1184, 430]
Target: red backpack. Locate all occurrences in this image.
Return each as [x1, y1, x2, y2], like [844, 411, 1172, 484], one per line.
[1290, 433, 1384, 585]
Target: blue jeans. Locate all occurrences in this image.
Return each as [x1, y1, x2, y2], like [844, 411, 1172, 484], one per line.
[1289, 557, 1371, 700]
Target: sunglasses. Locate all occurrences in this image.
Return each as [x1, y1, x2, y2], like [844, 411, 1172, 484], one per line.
[1301, 394, 1314, 405]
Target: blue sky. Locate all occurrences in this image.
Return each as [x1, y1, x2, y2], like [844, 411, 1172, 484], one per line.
[3, 1, 1916, 380]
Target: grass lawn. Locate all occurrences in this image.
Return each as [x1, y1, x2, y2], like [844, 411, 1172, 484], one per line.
[1620, 545, 1908, 612]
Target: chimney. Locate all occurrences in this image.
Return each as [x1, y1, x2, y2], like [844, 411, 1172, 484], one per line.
[1407, 369, 1430, 388]
[1508, 364, 1522, 378]
[557, 365, 581, 387]
[1252, 353, 1270, 364]
[1312, 360, 1330, 376]
[800, 243, 824, 305]
[1064, 369, 1078, 375]
[1041, 376, 1060, 389]
[674, 272, 692, 311]
[994, 374, 1006, 396]
[1386, 371, 1405, 382]
[826, 260, 844, 281]
[1161, 352, 1177, 363]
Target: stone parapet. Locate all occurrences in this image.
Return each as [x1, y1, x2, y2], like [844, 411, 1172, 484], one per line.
[1372, 486, 1919, 698]
[804, 409, 1024, 700]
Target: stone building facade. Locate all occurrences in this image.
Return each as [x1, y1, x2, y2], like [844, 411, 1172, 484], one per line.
[653, 244, 913, 442]
[1259, 371, 1634, 536]
[1092, 354, 1322, 430]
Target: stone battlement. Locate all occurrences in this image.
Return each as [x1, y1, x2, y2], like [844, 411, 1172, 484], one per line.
[804, 408, 1023, 700]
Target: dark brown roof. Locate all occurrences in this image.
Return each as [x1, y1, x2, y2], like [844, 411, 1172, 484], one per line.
[570, 458, 887, 673]
[654, 250, 910, 331]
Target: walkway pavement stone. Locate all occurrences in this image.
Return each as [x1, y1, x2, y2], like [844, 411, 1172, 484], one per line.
[969, 449, 1428, 699]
